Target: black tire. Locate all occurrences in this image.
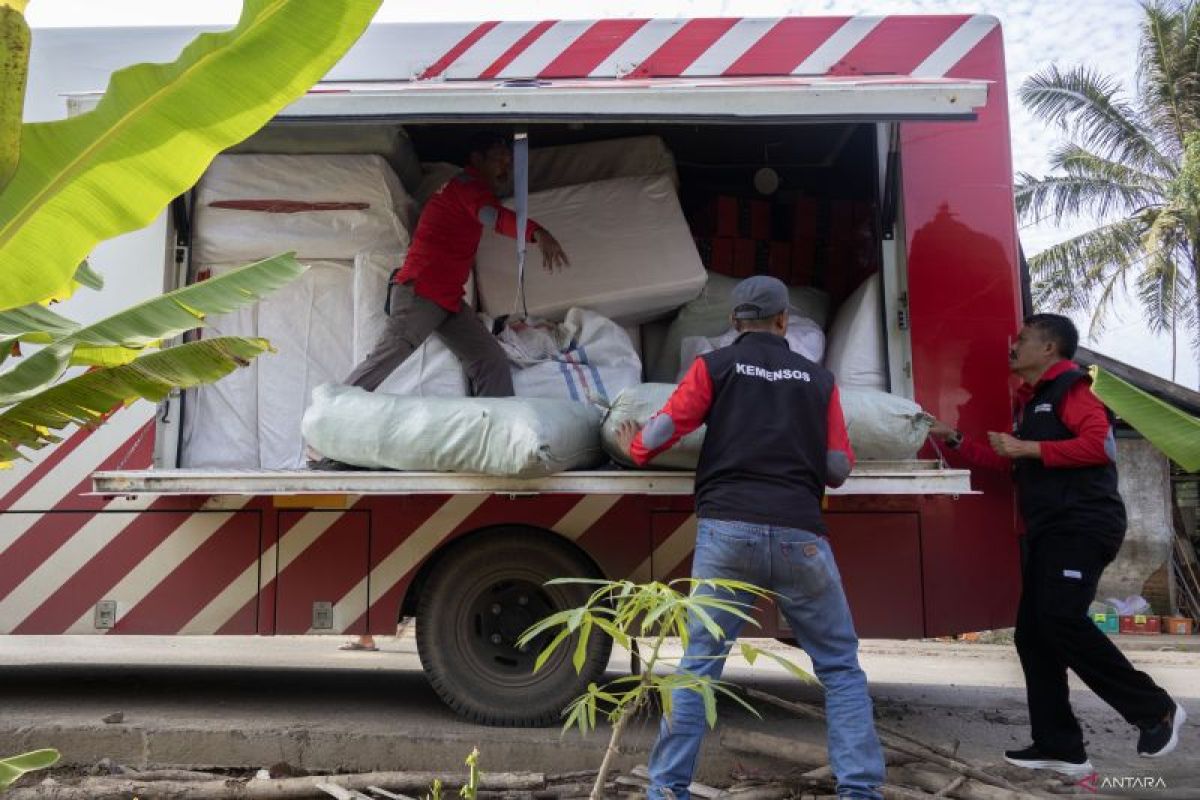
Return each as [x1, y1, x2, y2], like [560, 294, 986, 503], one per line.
[415, 528, 613, 726]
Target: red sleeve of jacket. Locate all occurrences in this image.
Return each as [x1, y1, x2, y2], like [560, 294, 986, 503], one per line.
[630, 358, 714, 466]
[948, 437, 1012, 472]
[459, 179, 540, 242]
[1039, 379, 1114, 468]
[825, 385, 855, 486]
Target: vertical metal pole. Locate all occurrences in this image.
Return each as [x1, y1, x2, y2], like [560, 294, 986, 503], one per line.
[512, 131, 530, 319]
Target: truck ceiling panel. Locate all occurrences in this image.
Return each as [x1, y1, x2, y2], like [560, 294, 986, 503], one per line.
[92, 462, 974, 497]
[64, 76, 987, 122]
[281, 76, 988, 122]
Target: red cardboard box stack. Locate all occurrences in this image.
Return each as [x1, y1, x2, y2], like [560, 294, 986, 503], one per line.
[692, 194, 816, 285]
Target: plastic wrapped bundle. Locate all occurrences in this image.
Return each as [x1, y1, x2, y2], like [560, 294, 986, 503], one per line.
[601, 383, 932, 469]
[303, 383, 605, 476]
[677, 316, 825, 381]
[601, 383, 706, 470]
[493, 308, 642, 405]
[838, 388, 933, 461]
[194, 154, 412, 262]
[650, 271, 829, 382]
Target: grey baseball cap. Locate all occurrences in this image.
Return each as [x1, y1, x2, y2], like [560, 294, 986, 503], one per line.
[731, 275, 788, 319]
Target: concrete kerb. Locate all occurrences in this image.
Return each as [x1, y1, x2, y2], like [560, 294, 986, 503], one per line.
[0, 715, 797, 782]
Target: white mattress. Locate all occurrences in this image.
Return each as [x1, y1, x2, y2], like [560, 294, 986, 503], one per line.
[528, 135, 678, 192]
[179, 264, 261, 469]
[194, 153, 413, 263]
[256, 261, 356, 470]
[474, 174, 706, 324]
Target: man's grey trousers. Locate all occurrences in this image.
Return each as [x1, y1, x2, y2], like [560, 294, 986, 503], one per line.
[343, 282, 514, 396]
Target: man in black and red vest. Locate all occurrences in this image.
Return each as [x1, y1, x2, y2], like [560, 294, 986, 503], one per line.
[614, 276, 885, 800]
[930, 313, 1183, 777]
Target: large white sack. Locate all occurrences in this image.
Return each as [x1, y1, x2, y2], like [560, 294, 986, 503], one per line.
[650, 271, 830, 383]
[474, 174, 707, 324]
[600, 383, 931, 469]
[353, 251, 470, 397]
[839, 388, 933, 461]
[179, 264, 260, 469]
[528, 135, 678, 192]
[194, 154, 412, 263]
[677, 318, 826, 382]
[823, 273, 888, 390]
[257, 260, 356, 469]
[302, 383, 605, 476]
[493, 308, 642, 404]
[602, 383, 706, 470]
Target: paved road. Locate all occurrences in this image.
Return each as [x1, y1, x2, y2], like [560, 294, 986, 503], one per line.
[1, 632, 1197, 792]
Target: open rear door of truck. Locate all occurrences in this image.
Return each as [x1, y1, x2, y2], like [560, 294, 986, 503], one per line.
[84, 73, 987, 500]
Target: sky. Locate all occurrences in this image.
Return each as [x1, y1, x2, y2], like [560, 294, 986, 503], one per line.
[25, 0, 1183, 386]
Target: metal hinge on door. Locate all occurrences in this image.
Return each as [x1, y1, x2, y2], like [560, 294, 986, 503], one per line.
[897, 291, 910, 330]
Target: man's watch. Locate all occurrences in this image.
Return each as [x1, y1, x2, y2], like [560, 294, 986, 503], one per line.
[945, 430, 963, 449]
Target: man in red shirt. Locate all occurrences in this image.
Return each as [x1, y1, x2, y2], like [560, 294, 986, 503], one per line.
[343, 131, 567, 396]
[614, 276, 885, 800]
[929, 313, 1183, 777]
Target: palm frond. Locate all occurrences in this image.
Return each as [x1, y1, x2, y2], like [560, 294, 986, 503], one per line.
[1138, 0, 1200, 156]
[0, 336, 271, 462]
[1014, 172, 1163, 225]
[0, 253, 304, 405]
[1028, 218, 1146, 313]
[1135, 248, 1190, 333]
[1050, 142, 1166, 192]
[1020, 64, 1170, 175]
[0, 304, 80, 367]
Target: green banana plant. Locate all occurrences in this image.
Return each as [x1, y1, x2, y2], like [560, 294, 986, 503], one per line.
[0, 253, 306, 406]
[0, 337, 271, 462]
[0, 0, 30, 191]
[0, 749, 58, 790]
[0, 0, 382, 312]
[1090, 366, 1200, 472]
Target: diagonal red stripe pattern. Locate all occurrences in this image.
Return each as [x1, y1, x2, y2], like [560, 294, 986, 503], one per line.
[539, 19, 649, 78]
[419, 21, 500, 79]
[723, 17, 847, 75]
[629, 18, 740, 78]
[480, 21, 558, 79]
[829, 15, 970, 76]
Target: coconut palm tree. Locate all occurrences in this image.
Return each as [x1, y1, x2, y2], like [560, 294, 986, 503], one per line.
[1016, 0, 1200, 382]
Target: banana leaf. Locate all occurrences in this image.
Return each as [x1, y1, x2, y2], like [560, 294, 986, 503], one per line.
[75, 259, 104, 291]
[1089, 366, 1200, 472]
[0, 336, 271, 463]
[0, 303, 79, 365]
[0, 749, 59, 790]
[0, 0, 381, 312]
[0, 253, 304, 405]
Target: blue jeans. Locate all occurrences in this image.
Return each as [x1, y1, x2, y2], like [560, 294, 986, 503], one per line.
[647, 519, 885, 800]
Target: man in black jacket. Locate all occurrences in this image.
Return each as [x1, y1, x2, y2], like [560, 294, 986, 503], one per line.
[615, 276, 884, 800]
[929, 313, 1184, 777]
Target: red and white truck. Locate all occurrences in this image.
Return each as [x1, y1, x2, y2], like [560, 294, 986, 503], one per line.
[6, 14, 1023, 725]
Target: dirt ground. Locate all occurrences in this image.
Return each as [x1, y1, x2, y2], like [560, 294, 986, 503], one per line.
[1, 631, 1196, 797]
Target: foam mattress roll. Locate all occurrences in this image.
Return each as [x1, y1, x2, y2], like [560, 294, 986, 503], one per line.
[601, 383, 932, 468]
[303, 384, 605, 477]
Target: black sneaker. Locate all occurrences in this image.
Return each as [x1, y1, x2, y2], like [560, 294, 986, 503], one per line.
[1138, 701, 1186, 758]
[305, 457, 365, 471]
[1004, 745, 1094, 778]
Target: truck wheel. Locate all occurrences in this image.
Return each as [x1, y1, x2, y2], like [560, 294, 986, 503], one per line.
[415, 529, 613, 726]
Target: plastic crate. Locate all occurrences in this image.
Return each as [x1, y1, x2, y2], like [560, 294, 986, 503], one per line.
[1091, 613, 1119, 634]
[1119, 614, 1161, 635]
[1162, 616, 1194, 635]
